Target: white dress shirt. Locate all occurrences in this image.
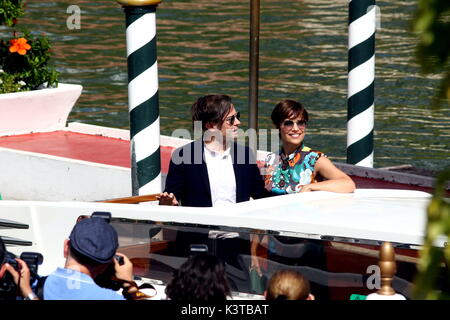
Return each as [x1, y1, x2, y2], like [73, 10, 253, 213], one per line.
[203, 144, 236, 207]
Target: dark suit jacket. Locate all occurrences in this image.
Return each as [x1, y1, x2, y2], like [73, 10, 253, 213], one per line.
[164, 139, 271, 207]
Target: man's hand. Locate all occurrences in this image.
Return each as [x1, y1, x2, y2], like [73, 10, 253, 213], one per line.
[113, 252, 134, 282]
[157, 192, 179, 206]
[4, 258, 36, 299]
[114, 253, 138, 296]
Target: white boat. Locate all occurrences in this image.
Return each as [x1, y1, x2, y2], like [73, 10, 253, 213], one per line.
[0, 188, 446, 299]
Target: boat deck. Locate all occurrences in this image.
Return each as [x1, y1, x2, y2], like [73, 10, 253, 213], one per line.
[0, 128, 444, 195]
[0, 130, 173, 173]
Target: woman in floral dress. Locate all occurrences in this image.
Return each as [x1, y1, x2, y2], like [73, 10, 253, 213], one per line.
[249, 100, 356, 292]
[263, 99, 355, 194]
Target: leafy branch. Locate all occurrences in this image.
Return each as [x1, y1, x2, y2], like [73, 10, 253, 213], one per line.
[412, 0, 450, 106]
[0, 0, 24, 27]
[0, 0, 59, 93]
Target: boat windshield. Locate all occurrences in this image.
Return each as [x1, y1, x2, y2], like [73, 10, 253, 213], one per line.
[111, 217, 449, 300]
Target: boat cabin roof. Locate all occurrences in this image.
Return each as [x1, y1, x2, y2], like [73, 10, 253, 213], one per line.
[0, 188, 440, 276]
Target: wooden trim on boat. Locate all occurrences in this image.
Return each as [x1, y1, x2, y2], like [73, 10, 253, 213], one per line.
[98, 193, 159, 204]
[329, 242, 420, 264]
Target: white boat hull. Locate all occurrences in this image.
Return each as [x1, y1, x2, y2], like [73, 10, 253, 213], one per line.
[0, 189, 441, 277]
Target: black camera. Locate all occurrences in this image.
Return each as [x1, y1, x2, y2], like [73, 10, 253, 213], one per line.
[0, 237, 43, 299]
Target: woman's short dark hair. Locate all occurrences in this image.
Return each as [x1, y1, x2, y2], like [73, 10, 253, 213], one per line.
[165, 253, 231, 302]
[191, 95, 233, 131]
[271, 99, 309, 129]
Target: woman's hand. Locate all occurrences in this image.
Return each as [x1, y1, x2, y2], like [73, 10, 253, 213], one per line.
[299, 184, 314, 192]
[250, 255, 263, 276]
[4, 258, 36, 299]
[157, 192, 179, 206]
[250, 233, 266, 276]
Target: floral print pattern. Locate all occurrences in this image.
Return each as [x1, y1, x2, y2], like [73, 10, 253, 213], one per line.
[263, 144, 326, 194]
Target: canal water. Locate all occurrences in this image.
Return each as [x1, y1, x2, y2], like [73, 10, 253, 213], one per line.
[8, 0, 450, 171]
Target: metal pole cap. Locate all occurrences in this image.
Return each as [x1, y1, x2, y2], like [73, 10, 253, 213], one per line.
[117, 0, 162, 6]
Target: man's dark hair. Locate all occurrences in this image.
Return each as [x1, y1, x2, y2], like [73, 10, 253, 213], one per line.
[69, 244, 104, 269]
[191, 94, 233, 132]
[165, 253, 231, 302]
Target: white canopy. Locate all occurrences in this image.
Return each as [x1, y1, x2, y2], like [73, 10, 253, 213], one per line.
[0, 189, 441, 276]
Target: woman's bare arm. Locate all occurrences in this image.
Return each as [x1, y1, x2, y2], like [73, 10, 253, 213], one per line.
[300, 156, 356, 193]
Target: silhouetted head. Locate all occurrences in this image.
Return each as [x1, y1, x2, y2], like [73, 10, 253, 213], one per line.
[265, 269, 313, 300]
[165, 253, 231, 302]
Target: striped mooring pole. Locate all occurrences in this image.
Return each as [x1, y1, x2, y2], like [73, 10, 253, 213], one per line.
[117, 0, 162, 195]
[347, 0, 376, 167]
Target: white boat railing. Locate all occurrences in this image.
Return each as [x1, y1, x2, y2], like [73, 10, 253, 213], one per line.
[1, 189, 446, 299]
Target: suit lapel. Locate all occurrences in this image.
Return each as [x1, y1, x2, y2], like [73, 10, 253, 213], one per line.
[193, 139, 212, 203]
[231, 142, 243, 202]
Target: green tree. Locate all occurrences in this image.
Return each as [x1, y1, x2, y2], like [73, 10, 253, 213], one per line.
[412, 0, 450, 300]
[412, 0, 450, 105]
[0, 0, 58, 93]
[0, 0, 24, 27]
[413, 168, 450, 300]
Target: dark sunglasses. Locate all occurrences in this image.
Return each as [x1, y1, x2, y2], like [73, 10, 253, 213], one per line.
[282, 119, 307, 129]
[225, 111, 240, 125]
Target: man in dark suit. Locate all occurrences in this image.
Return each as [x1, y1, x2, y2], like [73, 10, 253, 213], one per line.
[158, 94, 270, 207]
[156, 95, 271, 290]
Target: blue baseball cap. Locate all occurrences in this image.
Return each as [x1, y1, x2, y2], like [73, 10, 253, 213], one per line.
[69, 217, 118, 264]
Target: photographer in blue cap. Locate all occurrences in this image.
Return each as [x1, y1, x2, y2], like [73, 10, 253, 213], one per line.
[43, 217, 135, 300]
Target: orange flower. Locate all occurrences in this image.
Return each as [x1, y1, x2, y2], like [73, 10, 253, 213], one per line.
[9, 38, 31, 55]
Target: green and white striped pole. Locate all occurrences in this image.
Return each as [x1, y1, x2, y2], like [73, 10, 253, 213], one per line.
[347, 0, 376, 167]
[117, 0, 162, 195]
